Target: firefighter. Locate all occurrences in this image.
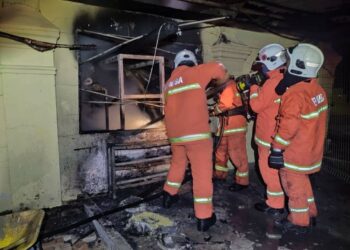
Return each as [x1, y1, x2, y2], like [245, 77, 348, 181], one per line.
[249, 44, 287, 217]
[212, 79, 249, 192]
[162, 49, 229, 232]
[269, 44, 327, 233]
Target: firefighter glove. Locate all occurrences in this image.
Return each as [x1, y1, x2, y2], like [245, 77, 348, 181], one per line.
[236, 75, 251, 93]
[268, 148, 284, 169]
[250, 71, 267, 86]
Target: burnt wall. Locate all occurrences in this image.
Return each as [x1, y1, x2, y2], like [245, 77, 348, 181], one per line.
[74, 9, 202, 132]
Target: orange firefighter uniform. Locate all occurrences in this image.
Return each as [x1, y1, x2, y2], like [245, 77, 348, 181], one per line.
[249, 69, 285, 209]
[272, 79, 328, 226]
[163, 62, 228, 219]
[213, 80, 249, 185]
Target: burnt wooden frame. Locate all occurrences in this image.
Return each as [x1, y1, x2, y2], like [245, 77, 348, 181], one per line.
[117, 54, 165, 130]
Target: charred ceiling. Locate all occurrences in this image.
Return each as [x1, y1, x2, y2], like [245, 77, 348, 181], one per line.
[70, 0, 350, 55]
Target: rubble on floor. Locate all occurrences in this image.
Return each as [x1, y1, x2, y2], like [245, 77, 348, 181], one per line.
[41, 233, 106, 250]
[39, 168, 350, 249]
[125, 211, 175, 236]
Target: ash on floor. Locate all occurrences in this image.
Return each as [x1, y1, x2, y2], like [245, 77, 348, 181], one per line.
[41, 166, 350, 250]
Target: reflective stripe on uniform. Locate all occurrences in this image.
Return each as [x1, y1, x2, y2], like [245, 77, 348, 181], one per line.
[267, 190, 284, 196]
[300, 105, 328, 120]
[235, 93, 241, 97]
[274, 134, 290, 146]
[194, 197, 212, 204]
[166, 180, 181, 188]
[308, 197, 315, 203]
[284, 161, 322, 172]
[215, 164, 228, 172]
[290, 207, 309, 213]
[274, 98, 281, 103]
[169, 132, 211, 143]
[167, 83, 201, 96]
[250, 93, 258, 99]
[236, 171, 249, 177]
[254, 136, 271, 148]
[223, 127, 247, 135]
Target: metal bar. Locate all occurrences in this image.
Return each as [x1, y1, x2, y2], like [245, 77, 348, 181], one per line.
[78, 30, 175, 55]
[127, 60, 159, 70]
[115, 172, 168, 185]
[123, 94, 162, 99]
[118, 54, 126, 130]
[159, 56, 165, 114]
[156, 48, 176, 54]
[80, 88, 120, 100]
[105, 95, 109, 130]
[115, 155, 171, 167]
[112, 163, 170, 171]
[132, 101, 164, 108]
[178, 16, 229, 27]
[85, 101, 164, 108]
[81, 35, 144, 64]
[133, 100, 163, 103]
[182, 0, 245, 8]
[118, 53, 165, 61]
[105, 49, 174, 64]
[77, 29, 130, 41]
[111, 141, 170, 150]
[115, 177, 167, 189]
[86, 100, 163, 104]
[85, 101, 119, 104]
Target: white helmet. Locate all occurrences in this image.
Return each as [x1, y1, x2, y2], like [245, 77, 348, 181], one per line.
[256, 43, 286, 71]
[174, 49, 198, 68]
[286, 43, 324, 78]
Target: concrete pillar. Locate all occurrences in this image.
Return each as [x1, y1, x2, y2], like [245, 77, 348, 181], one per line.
[0, 4, 61, 211]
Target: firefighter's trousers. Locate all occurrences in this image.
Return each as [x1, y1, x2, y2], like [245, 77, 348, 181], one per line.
[258, 146, 285, 209]
[163, 138, 213, 219]
[280, 169, 318, 226]
[214, 133, 249, 185]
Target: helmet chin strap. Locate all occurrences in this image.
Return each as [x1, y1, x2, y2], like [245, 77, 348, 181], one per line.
[260, 64, 269, 77]
[275, 71, 308, 95]
[251, 62, 269, 76]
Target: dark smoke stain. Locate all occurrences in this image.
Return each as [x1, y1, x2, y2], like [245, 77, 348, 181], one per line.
[74, 8, 203, 132]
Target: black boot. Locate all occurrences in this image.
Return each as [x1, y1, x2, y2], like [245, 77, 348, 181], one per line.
[266, 224, 283, 240]
[274, 218, 309, 234]
[229, 183, 248, 192]
[254, 202, 285, 218]
[197, 213, 217, 232]
[162, 191, 179, 208]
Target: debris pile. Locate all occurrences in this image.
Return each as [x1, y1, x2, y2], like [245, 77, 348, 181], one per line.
[125, 211, 175, 236]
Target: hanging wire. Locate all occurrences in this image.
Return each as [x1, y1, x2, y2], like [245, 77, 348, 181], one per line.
[144, 23, 166, 95]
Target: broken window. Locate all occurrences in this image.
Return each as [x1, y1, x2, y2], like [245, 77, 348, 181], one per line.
[117, 54, 165, 130]
[78, 31, 165, 132]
